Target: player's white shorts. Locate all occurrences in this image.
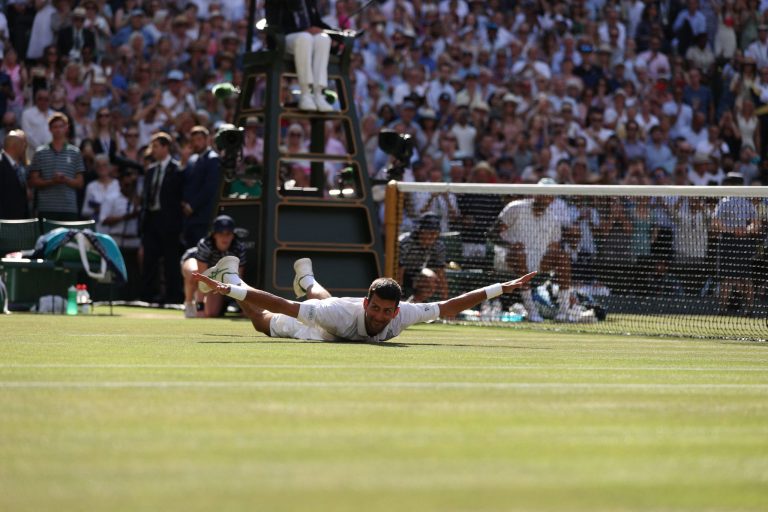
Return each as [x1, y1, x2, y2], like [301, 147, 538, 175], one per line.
[269, 313, 337, 341]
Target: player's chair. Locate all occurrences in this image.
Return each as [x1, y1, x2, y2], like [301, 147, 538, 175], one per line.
[0, 218, 72, 311]
[0, 218, 115, 311]
[0, 218, 40, 256]
[41, 218, 96, 234]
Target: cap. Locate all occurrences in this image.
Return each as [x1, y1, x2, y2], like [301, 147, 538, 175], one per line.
[692, 152, 712, 165]
[72, 6, 86, 17]
[416, 212, 440, 232]
[129, 8, 145, 17]
[401, 100, 417, 110]
[471, 100, 490, 112]
[662, 103, 677, 116]
[418, 107, 437, 120]
[503, 93, 522, 103]
[150, 131, 174, 145]
[565, 77, 583, 91]
[538, 177, 558, 185]
[724, 171, 744, 184]
[167, 69, 184, 81]
[173, 14, 189, 26]
[245, 116, 260, 126]
[212, 214, 236, 233]
[473, 160, 494, 173]
[598, 44, 612, 54]
[438, 92, 451, 102]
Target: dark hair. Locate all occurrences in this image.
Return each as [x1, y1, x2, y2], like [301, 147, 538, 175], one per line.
[367, 277, 402, 305]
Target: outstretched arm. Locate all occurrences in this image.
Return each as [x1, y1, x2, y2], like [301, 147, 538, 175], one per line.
[192, 272, 300, 317]
[437, 271, 538, 318]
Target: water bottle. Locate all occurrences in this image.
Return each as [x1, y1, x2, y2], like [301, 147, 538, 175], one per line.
[503, 303, 526, 322]
[491, 300, 503, 322]
[78, 284, 91, 314]
[66, 285, 78, 315]
[480, 301, 492, 321]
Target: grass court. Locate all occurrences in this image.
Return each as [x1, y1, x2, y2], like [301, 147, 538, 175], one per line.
[1, 307, 767, 511]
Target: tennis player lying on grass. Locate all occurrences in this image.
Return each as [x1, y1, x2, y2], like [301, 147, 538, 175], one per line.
[192, 256, 537, 342]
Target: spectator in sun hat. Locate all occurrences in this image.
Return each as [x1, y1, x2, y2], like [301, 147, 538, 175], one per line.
[111, 8, 154, 48]
[161, 69, 196, 118]
[688, 151, 724, 185]
[57, 6, 96, 61]
[180, 213, 248, 318]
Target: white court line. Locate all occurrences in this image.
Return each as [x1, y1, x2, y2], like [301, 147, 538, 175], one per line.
[1, 381, 767, 390]
[1, 363, 767, 372]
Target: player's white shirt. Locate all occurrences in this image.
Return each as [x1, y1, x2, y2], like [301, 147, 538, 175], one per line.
[273, 297, 441, 342]
[495, 198, 575, 271]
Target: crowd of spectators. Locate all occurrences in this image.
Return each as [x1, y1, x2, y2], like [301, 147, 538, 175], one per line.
[352, 0, 768, 188]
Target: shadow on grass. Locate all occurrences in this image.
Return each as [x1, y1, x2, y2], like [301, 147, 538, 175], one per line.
[197, 334, 549, 350]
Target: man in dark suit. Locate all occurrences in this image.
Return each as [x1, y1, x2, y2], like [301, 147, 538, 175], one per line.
[57, 7, 96, 61]
[181, 126, 221, 249]
[265, 0, 334, 112]
[0, 129, 29, 219]
[141, 132, 184, 304]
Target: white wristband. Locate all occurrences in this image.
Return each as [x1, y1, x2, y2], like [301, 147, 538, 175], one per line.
[226, 284, 247, 301]
[483, 283, 503, 299]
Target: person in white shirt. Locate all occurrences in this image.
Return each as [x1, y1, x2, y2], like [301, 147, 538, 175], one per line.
[160, 70, 197, 118]
[81, 154, 119, 222]
[193, 256, 536, 342]
[746, 24, 768, 70]
[488, 181, 590, 324]
[20, 89, 54, 159]
[99, 170, 141, 249]
[26, 0, 57, 60]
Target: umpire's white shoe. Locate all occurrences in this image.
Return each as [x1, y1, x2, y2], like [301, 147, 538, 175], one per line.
[293, 258, 314, 298]
[314, 92, 334, 112]
[198, 256, 242, 293]
[298, 93, 317, 111]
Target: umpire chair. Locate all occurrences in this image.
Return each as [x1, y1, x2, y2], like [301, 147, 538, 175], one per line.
[216, 24, 384, 297]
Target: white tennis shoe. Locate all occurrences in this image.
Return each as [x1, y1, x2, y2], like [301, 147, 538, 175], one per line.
[555, 304, 597, 323]
[314, 92, 334, 112]
[293, 258, 314, 298]
[198, 256, 242, 293]
[298, 93, 317, 111]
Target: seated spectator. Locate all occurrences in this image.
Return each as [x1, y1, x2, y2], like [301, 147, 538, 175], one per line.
[489, 181, 584, 323]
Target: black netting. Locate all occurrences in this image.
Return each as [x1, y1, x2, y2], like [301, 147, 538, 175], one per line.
[393, 185, 768, 341]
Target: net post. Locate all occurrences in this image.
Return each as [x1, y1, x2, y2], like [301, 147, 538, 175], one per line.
[384, 180, 401, 278]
